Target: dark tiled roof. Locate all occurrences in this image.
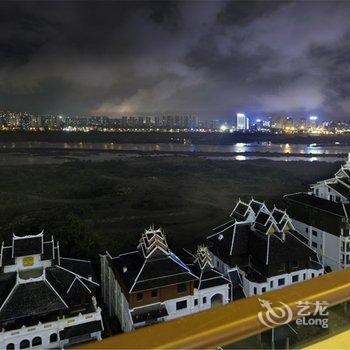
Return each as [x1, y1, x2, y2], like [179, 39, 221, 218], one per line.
[59, 320, 103, 340]
[0, 272, 16, 307]
[267, 231, 318, 266]
[199, 276, 229, 289]
[255, 212, 270, 225]
[240, 265, 267, 283]
[338, 177, 350, 187]
[60, 258, 94, 279]
[109, 251, 144, 290]
[272, 210, 284, 223]
[131, 303, 168, 323]
[0, 281, 67, 322]
[228, 270, 245, 301]
[328, 182, 350, 199]
[235, 203, 249, 216]
[67, 278, 92, 298]
[111, 250, 197, 293]
[284, 193, 347, 217]
[42, 241, 54, 261]
[13, 236, 42, 257]
[46, 266, 97, 307]
[1, 247, 14, 266]
[231, 224, 251, 256]
[228, 270, 241, 286]
[213, 220, 235, 234]
[250, 201, 263, 214]
[197, 268, 229, 290]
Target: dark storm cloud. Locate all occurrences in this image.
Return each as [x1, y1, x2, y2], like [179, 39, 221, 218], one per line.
[0, 0, 350, 119]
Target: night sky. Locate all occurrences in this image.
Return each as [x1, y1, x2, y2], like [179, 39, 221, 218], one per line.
[1, 0, 350, 120]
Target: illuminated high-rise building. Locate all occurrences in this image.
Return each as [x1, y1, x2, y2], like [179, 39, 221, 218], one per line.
[236, 113, 248, 130]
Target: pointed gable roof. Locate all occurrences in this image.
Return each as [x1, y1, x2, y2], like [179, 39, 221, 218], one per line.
[208, 198, 319, 274]
[138, 226, 170, 258]
[190, 246, 230, 290]
[230, 199, 252, 221]
[109, 227, 198, 294]
[194, 245, 214, 270]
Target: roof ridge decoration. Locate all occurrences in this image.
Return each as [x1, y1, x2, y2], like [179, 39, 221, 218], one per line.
[138, 226, 170, 258]
[194, 245, 214, 270]
[12, 230, 44, 240]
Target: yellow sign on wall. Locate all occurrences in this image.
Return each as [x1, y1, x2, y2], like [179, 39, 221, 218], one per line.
[23, 256, 34, 267]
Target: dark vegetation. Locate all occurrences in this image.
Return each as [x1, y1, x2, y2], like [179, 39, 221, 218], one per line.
[0, 156, 340, 267]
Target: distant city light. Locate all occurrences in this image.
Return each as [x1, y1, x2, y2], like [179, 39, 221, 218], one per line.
[237, 113, 245, 118]
[309, 116, 318, 121]
[220, 125, 228, 131]
[256, 119, 261, 123]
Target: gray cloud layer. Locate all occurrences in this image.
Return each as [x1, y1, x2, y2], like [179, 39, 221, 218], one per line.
[0, 0, 350, 120]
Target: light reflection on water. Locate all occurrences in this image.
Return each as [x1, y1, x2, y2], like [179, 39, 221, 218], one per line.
[2, 141, 350, 155]
[0, 141, 348, 163]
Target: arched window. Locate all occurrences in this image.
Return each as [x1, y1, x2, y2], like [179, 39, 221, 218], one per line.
[20, 340, 30, 349]
[6, 343, 15, 350]
[32, 337, 42, 347]
[50, 333, 58, 343]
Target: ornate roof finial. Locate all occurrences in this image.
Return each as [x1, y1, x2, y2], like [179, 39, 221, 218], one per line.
[194, 245, 213, 270]
[138, 226, 169, 258]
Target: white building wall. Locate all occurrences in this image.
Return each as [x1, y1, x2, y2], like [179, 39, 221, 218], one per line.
[163, 283, 230, 321]
[291, 218, 341, 271]
[0, 309, 102, 350]
[241, 266, 324, 297]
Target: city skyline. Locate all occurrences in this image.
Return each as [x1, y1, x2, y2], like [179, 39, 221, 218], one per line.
[1, 1, 350, 120]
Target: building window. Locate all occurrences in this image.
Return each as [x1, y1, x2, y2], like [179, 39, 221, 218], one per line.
[312, 241, 317, 248]
[6, 344, 14, 350]
[151, 289, 158, 298]
[311, 273, 315, 278]
[136, 292, 143, 301]
[20, 340, 30, 349]
[50, 334, 58, 343]
[176, 300, 187, 310]
[194, 298, 198, 306]
[177, 283, 187, 293]
[278, 278, 285, 286]
[270, 281, 273, 288]
[261, 287, 266, 293]
[346, 255, 350, 265]
[253, 287, 257, 295]
[292, 275, 299, 283]
[312, 230, 318, 237]
[203, 296, 207, 304]
[303, 273, 306, 280]
[305, 227, 309, 233]
[343, 229, 350, 237]
[32, 337, 42, 347]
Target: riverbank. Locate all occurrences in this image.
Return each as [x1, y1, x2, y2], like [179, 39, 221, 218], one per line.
[1, 130, 350, 145]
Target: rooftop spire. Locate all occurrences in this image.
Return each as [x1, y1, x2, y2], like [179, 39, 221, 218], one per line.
[138, 226, 170, 258]
[195, 245, 213, 270]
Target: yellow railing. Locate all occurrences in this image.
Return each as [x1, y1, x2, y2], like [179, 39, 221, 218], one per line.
[78, 269, 350, 349]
